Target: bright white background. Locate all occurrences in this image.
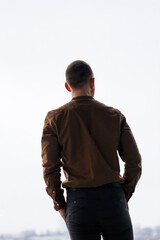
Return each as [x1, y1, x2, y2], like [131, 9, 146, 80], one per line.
[0, 0, 160, 235]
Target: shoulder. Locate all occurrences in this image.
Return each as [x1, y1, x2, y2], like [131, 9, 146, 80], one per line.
[92, 98, 123, 116]
[45, 100, 74, 122]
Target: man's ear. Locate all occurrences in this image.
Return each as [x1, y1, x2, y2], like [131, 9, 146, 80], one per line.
[90, 78, 95, 89]
[65, 82, 71, 92]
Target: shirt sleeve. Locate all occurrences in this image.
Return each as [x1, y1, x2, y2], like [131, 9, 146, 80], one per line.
[118, 114, 142, 201]
[41, 112, 66, 211]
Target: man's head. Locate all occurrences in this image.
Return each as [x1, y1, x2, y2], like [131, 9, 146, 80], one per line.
[65, 60, 95, 97]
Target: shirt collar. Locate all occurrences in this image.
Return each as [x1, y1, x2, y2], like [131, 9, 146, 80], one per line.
[71, 95, 94, 101]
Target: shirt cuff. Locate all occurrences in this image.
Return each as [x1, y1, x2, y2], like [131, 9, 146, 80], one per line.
[121, 184, 133, 202]
[53, 197, 66, 211]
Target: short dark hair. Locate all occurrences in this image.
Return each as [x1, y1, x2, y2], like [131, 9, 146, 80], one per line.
[65, 60, 93, 89]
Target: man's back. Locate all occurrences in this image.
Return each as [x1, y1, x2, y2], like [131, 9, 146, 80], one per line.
[46, 95, 123, 188]
[42, 95, 141, 209]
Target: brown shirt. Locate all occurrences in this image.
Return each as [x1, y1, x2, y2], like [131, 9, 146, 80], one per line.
[41, 95, 142, 211]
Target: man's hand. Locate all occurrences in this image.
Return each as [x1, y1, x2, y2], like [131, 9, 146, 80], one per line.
[58, 207, 66, 221]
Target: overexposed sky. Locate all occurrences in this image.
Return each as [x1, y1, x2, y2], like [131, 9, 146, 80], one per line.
[0, 0, 160, 234]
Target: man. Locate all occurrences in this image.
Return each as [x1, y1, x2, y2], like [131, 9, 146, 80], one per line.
[41, 60, 142, 240]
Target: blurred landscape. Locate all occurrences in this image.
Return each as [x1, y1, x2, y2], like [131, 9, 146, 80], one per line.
[1, 225, 160, 240]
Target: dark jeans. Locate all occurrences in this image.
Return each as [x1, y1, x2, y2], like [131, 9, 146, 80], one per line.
[65, 182, 134, 240]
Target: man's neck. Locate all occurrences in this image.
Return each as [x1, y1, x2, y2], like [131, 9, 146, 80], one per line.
[71, 90, 92, 99]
